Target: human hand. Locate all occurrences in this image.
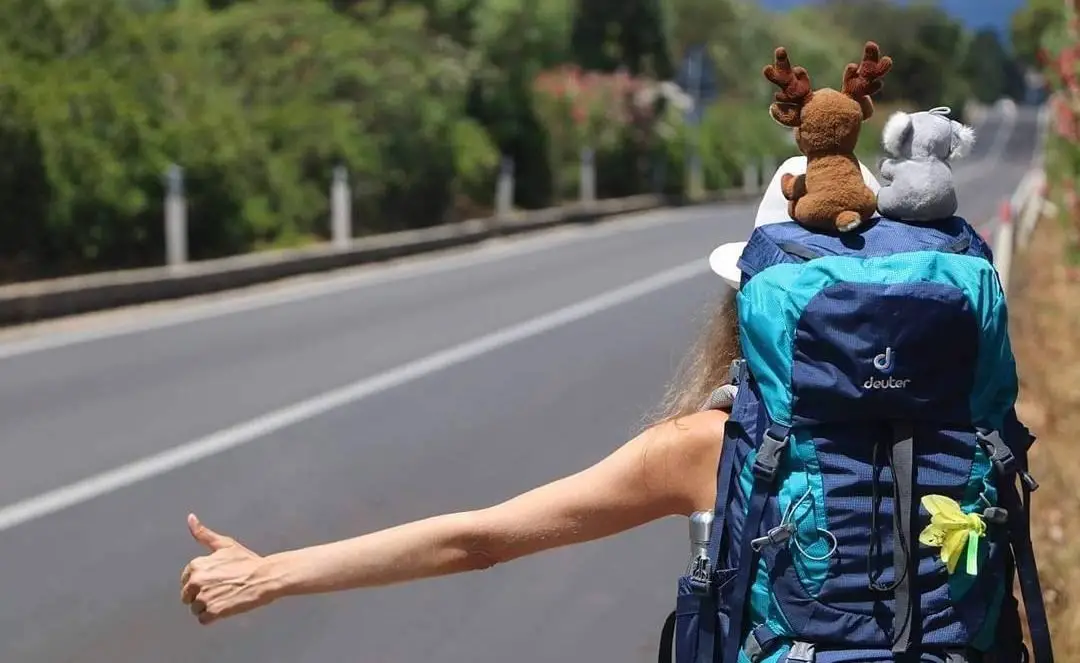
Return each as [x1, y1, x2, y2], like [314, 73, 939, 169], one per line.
[180, 514, 276, 625]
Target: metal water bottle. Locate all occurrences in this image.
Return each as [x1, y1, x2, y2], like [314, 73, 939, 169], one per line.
[687, 510, 714, 575]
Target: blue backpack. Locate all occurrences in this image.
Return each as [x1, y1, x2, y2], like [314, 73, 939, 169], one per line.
[658, 216, 1054, 663]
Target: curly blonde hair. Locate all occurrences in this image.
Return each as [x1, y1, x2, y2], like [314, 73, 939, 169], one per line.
[648, 288, 741, 427]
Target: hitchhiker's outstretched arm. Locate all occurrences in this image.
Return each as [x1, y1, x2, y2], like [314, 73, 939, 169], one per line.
[180, 410, 727, 625]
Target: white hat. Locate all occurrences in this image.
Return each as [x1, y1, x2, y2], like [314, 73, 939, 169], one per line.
[708, 156, 882, 289]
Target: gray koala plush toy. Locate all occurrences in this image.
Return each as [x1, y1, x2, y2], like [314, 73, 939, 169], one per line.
[875, 106, 976, 222]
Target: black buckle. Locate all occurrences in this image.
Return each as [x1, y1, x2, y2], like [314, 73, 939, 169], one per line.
[752, 426, 789, 482]
[1020, 470, 1040, 493]
[688, 558, 713, 595]
[688, 563, 736, 596]
[977, 430, 1017, 477]
[983, 506, 1009, 525]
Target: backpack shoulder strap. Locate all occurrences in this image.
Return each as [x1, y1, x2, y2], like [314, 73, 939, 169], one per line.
[658, 361, 748, 663]
[679, 360, 749, 663]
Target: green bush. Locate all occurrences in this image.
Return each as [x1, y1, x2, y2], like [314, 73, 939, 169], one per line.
[0, 0, 490, 276]
[450, 118, 501, 214]
[0, 0, 1018, 282]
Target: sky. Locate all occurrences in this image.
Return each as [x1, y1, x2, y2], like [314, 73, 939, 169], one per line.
[756, 0, 1025, 39]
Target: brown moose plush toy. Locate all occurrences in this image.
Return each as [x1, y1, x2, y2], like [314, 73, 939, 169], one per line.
[763, 41, 893, 232]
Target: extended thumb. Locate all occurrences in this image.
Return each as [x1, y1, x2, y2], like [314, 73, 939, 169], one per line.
[188, 513, 230, 551]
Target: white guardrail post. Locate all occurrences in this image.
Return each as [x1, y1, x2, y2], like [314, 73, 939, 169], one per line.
[994, 198, 1016, 295]
[331, 165, 352, 250]
[164, 163, 188, 269]
[496, 156, 515, 218]
[996, 168, 1048, 296]
[580, 147, 596, 206]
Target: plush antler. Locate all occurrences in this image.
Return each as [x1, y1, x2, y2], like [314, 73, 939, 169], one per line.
[763, 47, 812, 105]
[842, 41, 892, 99]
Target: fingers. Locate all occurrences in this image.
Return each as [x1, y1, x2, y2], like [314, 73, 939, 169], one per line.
[181, 516, 261, 626]
[180, 558, 242, 626]
[186, 585, 241, 626]
[181, 575, 199, 605]
[183, 575, 223, 626]
[187, 513, 232, 552]
[189, 597, 220, 626]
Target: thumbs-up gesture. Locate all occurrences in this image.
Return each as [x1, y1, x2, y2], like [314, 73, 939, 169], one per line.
[180, 514, 276, 625]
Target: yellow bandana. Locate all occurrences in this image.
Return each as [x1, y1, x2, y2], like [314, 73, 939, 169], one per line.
[918, 494, 986, 575]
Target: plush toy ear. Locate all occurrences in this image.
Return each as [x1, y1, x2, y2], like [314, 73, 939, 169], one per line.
[949, 121, 976, 160]
[881, 111, 913, 157]
[857, 96, 875, 121]
[769, 102, 801, 127]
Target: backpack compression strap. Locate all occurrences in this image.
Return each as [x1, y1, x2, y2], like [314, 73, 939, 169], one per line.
[978, 429, 1054, 663]
[890, 423, 918, 653]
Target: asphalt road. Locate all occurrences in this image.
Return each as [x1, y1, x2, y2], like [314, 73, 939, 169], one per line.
[0, 105, 1041, 663]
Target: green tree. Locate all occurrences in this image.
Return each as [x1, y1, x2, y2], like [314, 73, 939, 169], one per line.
[960, 28, 1026, 103]
[571, 0, 673, 78]
[811, 0, 1026, 107]
[0, 0, 1018, 282]
[465, 0, 574, 207]
[1011, 0, 1065, 68]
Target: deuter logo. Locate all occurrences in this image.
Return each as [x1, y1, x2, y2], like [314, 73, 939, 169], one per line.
[865, 347, 911, 389]
[864, 376, 912, 389]
[872, 347, 894, 373]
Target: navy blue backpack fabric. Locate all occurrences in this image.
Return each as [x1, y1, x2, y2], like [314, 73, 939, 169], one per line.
[658, 216, 1054, 663]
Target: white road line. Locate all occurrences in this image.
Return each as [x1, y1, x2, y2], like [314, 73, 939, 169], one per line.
[0, 259, 711, 532]
[0, 204, 741, 362]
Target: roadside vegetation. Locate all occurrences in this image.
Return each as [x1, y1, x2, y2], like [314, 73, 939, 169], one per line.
[1008, 0, 1080, 655]
[0, 0, 1022, 282]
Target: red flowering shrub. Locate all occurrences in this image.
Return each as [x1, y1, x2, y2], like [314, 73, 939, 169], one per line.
[531, 65, 689, 200]
[1042, 30, 1080, 252]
